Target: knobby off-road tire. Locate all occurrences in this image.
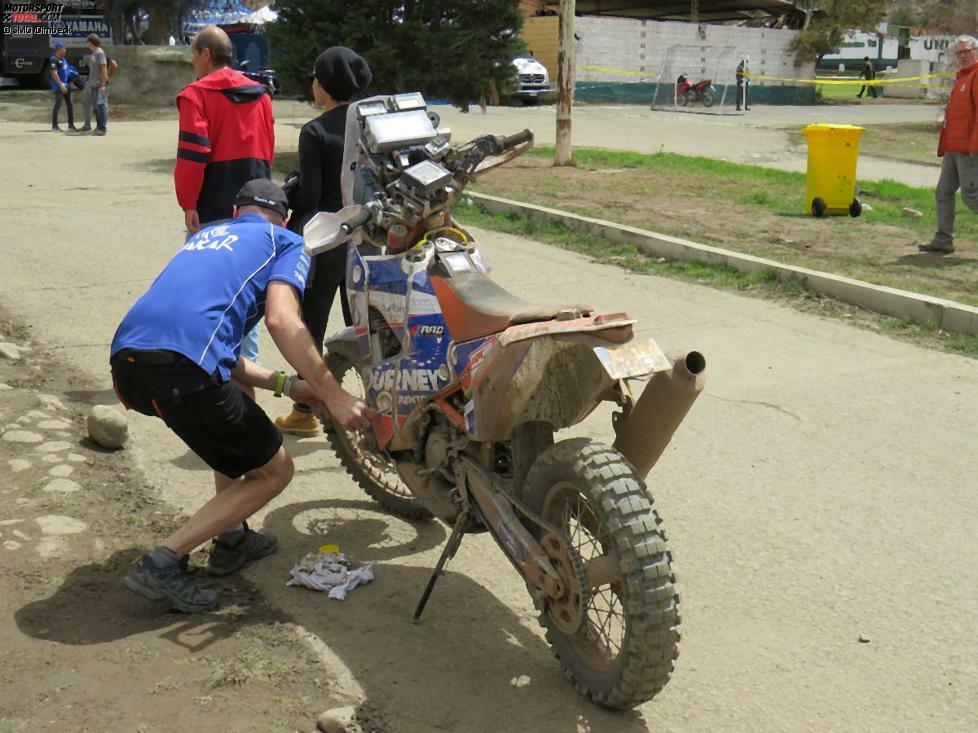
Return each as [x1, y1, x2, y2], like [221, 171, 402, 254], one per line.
[325, 355, 432, 520]
[525, 438, 680, 709]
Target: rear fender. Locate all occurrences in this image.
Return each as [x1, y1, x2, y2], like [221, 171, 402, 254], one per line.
[464, 320, 670, 441]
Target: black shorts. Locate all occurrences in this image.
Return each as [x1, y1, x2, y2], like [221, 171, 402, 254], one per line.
[110, 350, 282, 479]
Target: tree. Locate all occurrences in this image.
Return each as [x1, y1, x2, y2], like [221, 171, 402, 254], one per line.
[917, 0, 978, 33]
[790, 1, 888, 64]
[266, 0, 525, 109]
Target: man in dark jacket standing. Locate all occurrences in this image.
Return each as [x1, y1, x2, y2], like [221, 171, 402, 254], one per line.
[175, 25, 275, 234]
[276, 47, 372, 435]
[919, 35, 978, 255]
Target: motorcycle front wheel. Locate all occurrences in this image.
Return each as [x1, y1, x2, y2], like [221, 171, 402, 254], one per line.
[701, 88, 716, 107]
[525, 438, 681, 709]
[326, 354, 432, 520]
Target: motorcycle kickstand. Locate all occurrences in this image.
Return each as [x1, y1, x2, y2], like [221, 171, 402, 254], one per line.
[411, 510, 469, 624]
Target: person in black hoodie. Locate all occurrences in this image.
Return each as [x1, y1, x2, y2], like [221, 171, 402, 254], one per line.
[276, 47, 372, 435]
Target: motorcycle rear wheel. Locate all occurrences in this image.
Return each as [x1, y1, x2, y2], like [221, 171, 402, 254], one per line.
[677, 91, 690, 106]
[326, 355, 432, 520]
[525, 438, 680, 709]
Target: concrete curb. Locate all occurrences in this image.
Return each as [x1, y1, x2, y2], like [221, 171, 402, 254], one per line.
[468, 192, 978, 336]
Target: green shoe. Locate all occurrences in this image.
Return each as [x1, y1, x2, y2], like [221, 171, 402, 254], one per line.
[206, 522, 278, 576]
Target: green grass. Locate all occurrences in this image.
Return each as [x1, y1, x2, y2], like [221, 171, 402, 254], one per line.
[455, 197, 805, 293]
[524, 145, 952, 227]
[475, 146, 978, 307]
[454, 198, 978, 359]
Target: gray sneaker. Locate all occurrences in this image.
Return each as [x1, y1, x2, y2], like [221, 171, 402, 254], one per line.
[918, 240, 955, 255]
[124, 555, 219, 613]
[207, 522, 278, 576]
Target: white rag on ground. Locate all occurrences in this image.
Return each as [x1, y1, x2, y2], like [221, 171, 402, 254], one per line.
[286, 551, 374, 600]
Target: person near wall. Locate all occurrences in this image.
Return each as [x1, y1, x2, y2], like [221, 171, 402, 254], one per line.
[275, 46, 372, 436]
[736, 56, 750, 111]
[857, 56, 880, 99]
[919, 35, 978, 255]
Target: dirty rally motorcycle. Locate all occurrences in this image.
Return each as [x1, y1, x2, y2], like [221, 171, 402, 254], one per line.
[305, 93, 707, 709]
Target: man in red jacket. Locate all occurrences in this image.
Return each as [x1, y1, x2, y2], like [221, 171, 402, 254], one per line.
[175, 25, 275, 235]
[920, 35, 978, 255]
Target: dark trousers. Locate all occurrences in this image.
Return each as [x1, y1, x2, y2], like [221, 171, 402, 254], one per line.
[857, 84, 879, 98]
[52, 89, 74, 128]
[736, 81, 749, 110]
[294, 246, 351, 411]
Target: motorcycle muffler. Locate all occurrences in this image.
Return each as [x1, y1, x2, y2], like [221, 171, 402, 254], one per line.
[612, 349, 706, 479]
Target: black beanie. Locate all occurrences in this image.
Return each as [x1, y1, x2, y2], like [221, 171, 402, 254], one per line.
[314, 46, 372, 101]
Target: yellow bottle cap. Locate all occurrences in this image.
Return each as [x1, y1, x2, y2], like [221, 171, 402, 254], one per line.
[318, 544, 341, 553]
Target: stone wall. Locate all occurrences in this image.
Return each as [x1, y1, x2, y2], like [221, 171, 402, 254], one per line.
[522, 16, 816, 105]
[107, 46, 195, 107]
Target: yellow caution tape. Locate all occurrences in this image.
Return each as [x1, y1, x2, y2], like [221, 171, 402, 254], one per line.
[744, 71, 953, 86]
[579, 65, 653, 76]
[578, 65, 953, 88]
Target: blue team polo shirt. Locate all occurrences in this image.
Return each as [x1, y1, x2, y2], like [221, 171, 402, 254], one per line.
[111, 214, 310, 381]
[48, 55, 70, 90]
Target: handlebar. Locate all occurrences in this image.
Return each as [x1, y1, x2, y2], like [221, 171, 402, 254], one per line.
[499, 129, 534, 150]
[340, 203, 377, 234]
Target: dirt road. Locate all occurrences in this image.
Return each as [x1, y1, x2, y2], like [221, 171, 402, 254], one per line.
[1, 115, 977, 732]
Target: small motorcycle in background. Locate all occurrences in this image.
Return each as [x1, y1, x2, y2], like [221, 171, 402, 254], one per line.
[238, 59, 279, 97]
[676, 73, 716, 107]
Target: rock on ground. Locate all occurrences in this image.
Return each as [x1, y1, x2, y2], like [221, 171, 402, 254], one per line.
[0, 342, 22, 360]
[35, 515, 88, 535]
[317, 706, 364, 733]
[3, 430, 43, 443]
[87, 405, 128, 449]
[42, 478, 81, 494]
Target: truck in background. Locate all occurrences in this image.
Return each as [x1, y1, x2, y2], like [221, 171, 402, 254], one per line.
[1, 1, 111, 87]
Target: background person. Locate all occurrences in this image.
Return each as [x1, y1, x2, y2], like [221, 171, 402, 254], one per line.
[48, 42, 75, 132]
[174, 25, 275, 366]
[276, 47, 372, 436]
[112, 180, 375, 613]
[857, 56, 880, 99]
[85, 33, 109, 135]
[919, 35, 978, 255]
[736, 55, 750, 111]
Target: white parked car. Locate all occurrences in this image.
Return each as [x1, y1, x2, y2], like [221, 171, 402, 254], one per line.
[510, 56, 554, 104]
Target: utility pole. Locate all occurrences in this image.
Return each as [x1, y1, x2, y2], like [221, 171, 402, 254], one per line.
[555, 0, 575, 166]
[690, 0, 699, 24]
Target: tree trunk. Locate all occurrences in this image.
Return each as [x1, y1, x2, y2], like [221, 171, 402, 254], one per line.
[555, 0, 575, 166]
[141, 0, 174, 45]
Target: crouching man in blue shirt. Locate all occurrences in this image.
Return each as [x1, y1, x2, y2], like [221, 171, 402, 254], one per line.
[110, 179, 374, 613]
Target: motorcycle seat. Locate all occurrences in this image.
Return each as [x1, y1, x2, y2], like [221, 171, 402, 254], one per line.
[430, 270, 591, 343]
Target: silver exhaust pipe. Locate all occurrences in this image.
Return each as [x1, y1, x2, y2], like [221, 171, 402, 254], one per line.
[612, 349, 706, 479]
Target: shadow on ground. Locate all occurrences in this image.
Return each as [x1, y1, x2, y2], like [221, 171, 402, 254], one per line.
[16, 498, 649, 732]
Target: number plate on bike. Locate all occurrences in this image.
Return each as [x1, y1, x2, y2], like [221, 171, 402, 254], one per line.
[593, 339, 671, 380]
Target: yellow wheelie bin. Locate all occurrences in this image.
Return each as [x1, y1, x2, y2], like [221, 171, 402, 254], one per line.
[802, 123, 864, 218]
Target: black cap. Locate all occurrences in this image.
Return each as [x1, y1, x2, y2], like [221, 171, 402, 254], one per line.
[235, 179, 289, 218]
[314, 46, 372, 102]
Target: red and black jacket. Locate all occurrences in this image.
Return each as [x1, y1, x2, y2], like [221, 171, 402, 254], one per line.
[174, 67, 275, 224]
